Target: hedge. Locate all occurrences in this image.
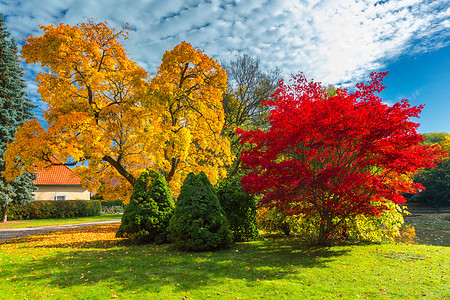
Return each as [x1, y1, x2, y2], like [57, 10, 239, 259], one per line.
[6, 200, 101, 220]
[101, 200, 125, 208]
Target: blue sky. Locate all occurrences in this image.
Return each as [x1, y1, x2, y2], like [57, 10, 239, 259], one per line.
[380, 45, 450, 133]
[1, 0, 449, 133]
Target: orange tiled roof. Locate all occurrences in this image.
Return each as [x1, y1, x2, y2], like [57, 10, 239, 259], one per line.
[34, 161, 82, 186]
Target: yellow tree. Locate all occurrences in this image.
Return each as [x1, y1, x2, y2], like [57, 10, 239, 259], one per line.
[147, 41, 231, 192]
[4, 21, 230, 200]
[4, 20, 152, 200]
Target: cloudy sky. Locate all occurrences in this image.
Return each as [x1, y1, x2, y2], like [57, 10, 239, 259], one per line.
[1, 0, 449, 133]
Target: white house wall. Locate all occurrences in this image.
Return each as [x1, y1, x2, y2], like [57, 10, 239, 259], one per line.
[34, 185, 91, 201]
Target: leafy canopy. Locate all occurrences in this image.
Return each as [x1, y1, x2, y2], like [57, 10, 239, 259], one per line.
[147, 41, 231, 193]
[222, 54, 280, 175]
[4, 21, 231, 200]
[238, 72, 446, 244]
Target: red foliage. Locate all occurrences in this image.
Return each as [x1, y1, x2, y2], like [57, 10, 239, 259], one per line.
[237, 72, 446, 243]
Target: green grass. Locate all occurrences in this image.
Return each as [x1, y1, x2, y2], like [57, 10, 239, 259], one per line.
[0, 214, 122, 229]
[0, 223, 448, 299]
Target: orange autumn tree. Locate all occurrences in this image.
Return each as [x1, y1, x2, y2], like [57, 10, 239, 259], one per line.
[147, 41, 231, 192]
[4, 20, 230, 200]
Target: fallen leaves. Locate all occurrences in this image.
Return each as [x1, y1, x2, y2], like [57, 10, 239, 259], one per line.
[1, 223, 123, 250]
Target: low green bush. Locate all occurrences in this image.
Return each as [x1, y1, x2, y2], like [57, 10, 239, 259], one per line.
[258, 202, 406, 243]
[7, 200, 101, 220]
[168, 172, 232, 251]
[257, 205, 313, 237]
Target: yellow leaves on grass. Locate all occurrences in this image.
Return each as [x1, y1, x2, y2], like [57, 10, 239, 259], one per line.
[1, 224, 123, 250]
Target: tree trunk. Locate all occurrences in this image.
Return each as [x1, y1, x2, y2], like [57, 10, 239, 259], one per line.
[165, 157, 178, 183]
[230, 154, 242, 176]
[317, 221, 327, 245]
[281, 220, 290, 236]
[1, 205, 7, 223]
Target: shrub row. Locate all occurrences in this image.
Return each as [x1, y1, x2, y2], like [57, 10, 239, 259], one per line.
[7, 200, 101, 220]
[101, 199, 125, 208]
[117, 171, 259, 251]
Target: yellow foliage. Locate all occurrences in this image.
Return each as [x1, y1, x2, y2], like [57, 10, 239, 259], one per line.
[146, 41, 231, 192]
[4, 21, 231, 200]
[442, 135, 450, 152]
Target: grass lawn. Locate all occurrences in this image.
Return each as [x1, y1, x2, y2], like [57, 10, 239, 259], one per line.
[0, 223, 448, 299]
[0, 214, 122, 230]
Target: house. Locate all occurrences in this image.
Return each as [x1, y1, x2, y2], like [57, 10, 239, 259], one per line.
[34, 162, 90, 201]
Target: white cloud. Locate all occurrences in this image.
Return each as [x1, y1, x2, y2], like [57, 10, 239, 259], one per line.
[1, 0, 449, 116]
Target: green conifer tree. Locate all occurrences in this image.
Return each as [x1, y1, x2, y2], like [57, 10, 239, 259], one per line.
[168, 172, 232, 251]
[0, 14, 36, 222]
[116, 170, 174, 244]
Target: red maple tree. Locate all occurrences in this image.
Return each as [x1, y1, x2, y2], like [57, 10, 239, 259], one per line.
[237, 72, 445, 244]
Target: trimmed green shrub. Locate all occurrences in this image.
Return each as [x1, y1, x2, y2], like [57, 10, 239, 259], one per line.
[168, 172, 232, 251]
[7, 200, 101, 220]
[116, 170, 174, 244]
[101, 199, 124, 207]
[216, 176, 259, 242]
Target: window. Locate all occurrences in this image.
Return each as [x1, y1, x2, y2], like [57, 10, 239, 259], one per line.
[55, 194, 67, 200]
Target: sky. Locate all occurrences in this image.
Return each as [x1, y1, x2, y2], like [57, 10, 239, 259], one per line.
[1, 0, 449, 133]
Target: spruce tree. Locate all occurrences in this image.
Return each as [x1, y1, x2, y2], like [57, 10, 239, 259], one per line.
[0, 14, 36, 222]
[168, 172, 232, 251]
[116, 170, 174, 244]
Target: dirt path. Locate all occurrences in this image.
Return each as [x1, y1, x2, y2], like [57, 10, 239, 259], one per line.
[0, 219, 121, 243]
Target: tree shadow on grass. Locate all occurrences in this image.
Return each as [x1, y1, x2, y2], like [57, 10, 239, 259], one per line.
[1, 225, 351, 296]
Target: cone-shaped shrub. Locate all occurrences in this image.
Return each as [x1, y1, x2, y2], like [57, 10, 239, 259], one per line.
[116, 170, 174, 244]
[168, 172, 232, 251]
[216, 176, 259, 242]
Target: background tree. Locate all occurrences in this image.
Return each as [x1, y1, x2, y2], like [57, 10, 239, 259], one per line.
[421, 132, 448, 145]
[222, 54, 280, 175]
[116, 169, 174, 244]
[147, 42, 231, 193]
[168, 172, 232, 251]
[4, 22, 231, 199]
[238, 72, 446, 245]
[410, 133, 450, 205]
[216, 176, 259, 242]
[0, 14, 36, 222]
